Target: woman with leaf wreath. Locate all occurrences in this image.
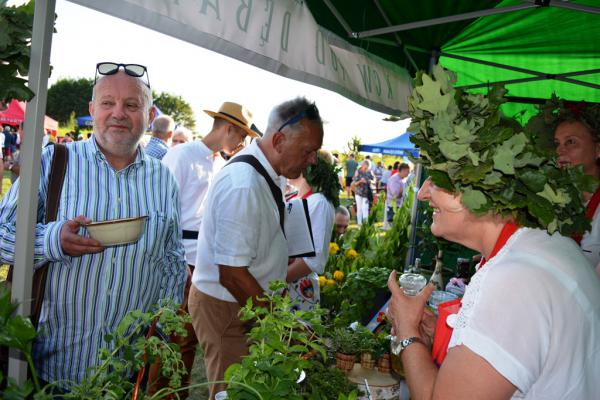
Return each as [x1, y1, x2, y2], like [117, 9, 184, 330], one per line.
[286, 149, 341, 311]
[528, 98, 600, 273]
[386, 66, 600, 399]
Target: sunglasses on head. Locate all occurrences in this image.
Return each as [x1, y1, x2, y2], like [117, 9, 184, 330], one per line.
[277, 103, 319, 132]
[94, 62, 150, 88]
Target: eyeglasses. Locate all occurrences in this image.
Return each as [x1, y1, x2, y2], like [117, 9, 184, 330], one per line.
[94, 62, 150, 88]
[277, 103, 319, 132]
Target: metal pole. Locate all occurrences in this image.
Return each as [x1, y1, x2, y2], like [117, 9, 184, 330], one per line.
[355, 3, 537, 38]
[548, 1, 600, 14]
[372, 0, 419, 73]
[9, 0, 56, 384]
[322, 0, 354, 37]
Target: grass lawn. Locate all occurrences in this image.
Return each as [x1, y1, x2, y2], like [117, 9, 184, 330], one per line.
[2, 170, 11, 199]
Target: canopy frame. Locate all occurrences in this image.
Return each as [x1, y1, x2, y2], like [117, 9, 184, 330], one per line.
[352, 2, 540, 38]
[443, 52, 600, 91]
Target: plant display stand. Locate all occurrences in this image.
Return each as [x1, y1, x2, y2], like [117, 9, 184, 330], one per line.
[347, 364, 409, 400]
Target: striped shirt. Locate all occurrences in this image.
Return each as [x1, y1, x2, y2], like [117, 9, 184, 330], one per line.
[0, 137, 187, 386]
[144, 136, 169, 160]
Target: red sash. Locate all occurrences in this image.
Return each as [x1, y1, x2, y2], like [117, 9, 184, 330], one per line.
[431, 222, 519, 365]
[572, 187, 600, 245]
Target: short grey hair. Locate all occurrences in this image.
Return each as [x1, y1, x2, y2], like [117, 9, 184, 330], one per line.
[335, 205, 350, 218]
[92, 72, 153, 112]
[173, 126, 193, 142]
[264, 97, 322, 138]
[152, 115, 175, 136]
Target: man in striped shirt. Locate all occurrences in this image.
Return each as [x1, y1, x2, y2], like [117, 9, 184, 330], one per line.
[0, 64, 187, 389]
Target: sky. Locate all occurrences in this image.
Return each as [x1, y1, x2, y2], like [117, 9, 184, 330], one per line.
[38, 0, 411, 151]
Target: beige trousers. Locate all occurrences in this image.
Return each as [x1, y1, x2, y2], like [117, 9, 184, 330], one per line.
[188, 285, 248, 400]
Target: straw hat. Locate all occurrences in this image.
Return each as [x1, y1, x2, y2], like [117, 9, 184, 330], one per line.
[204, 102, 261, 138]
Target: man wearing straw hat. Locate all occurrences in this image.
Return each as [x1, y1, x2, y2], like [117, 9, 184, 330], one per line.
[189, 97, 323, 399]
[156, 102, 259, 396]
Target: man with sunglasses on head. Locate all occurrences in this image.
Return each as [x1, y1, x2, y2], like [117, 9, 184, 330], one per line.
[0, 62, 187, 390]
[188, 97, 323, 399]
[156, 101, 259, 396]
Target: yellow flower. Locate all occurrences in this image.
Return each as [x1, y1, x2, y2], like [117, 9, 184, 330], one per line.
[333, 270, 345, 281]
[346, 249, 358, 259]
[329, 242, 340, 255]
[318, 276, 327, 287]
[326, 279, 336, 287]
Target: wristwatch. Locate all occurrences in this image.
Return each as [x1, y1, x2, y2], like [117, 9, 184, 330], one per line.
[397, 336, 425, 354]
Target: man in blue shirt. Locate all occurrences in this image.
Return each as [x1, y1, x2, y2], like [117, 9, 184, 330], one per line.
[0, 63, 187, 388]
[145, 114, 174, 159]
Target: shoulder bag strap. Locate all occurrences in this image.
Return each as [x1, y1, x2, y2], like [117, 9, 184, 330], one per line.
[31, 143, 68, 327]
[226, 154, 285, 236]
[45, 143, 68, 223]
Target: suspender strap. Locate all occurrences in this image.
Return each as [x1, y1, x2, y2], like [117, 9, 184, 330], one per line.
[226, 155, 285, 235]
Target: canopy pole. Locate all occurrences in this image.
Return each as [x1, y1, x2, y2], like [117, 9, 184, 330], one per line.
[457, 69, 600, 91]
[405, 49, 439, 269]
[547, 1, 600, 15]
[372, 0, 419, 73]
[354, 3, 538, 38]
[9, 0, 56, 384]
[322, 0, 354, 37]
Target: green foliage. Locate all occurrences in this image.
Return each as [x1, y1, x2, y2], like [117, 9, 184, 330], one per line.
[336, 267, 390, 327]
[46, 78, 94, 124]
[354, 325, 377, 354]
[346, 136, 361, 154]
[0, 284, 192, 399]
[0, 1, 35, 103]
[329, 328, 357, 355]
[408, 65, 593, 236]
[304, 154, 342, 208]
[302, 361, 358, 400]
[224, 281, 327, 400]
[153, 91, 196, 130]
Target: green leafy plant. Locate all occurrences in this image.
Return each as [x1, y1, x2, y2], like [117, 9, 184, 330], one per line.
[0, 1, 36, 103]
[224, 281, 327, 400]
[408, 65, 594, 236]
[302, 361, 358, 400]
[329, 328, 357, 356]
[0, 282, 195, 400]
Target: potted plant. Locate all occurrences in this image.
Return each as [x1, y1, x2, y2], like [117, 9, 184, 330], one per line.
[355, 326, 377, 370]
[374, 332, 392, 374]
[330, 328, 357, 373]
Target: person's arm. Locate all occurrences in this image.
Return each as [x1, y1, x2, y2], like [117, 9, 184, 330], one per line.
[0, 146, 101, 266]
[286, 258, 313, 282]
[157, 179, 188, 305]
[387, 271, 517, 400]
[219, 265, 269, 308]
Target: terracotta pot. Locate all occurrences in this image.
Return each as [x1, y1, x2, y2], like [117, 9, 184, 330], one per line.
[335, 352, 355, 372]
[377, 353, 391, 374]
[360, 352, 375, 369]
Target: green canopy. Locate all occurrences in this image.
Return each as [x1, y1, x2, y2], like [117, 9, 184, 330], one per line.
[306, 0, 600, 119]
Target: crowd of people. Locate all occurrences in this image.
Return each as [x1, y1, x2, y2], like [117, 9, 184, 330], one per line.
[1, 62, 599, 400]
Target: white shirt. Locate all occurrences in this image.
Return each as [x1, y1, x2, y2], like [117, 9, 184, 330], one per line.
[302, 193, 334, 274]
[162, 140, 218, 265]
[192, 140, 288, 302]
[581, 205, 600, 268]
[449, 228, 600, 399]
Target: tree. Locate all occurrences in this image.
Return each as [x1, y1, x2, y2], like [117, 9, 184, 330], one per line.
[46, 77, 93, 124]
[0, 1, 35, 104]
[153, 91, 196, 130]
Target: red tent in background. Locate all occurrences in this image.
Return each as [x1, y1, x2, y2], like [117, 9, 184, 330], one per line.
[0, 99, 59, 135]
